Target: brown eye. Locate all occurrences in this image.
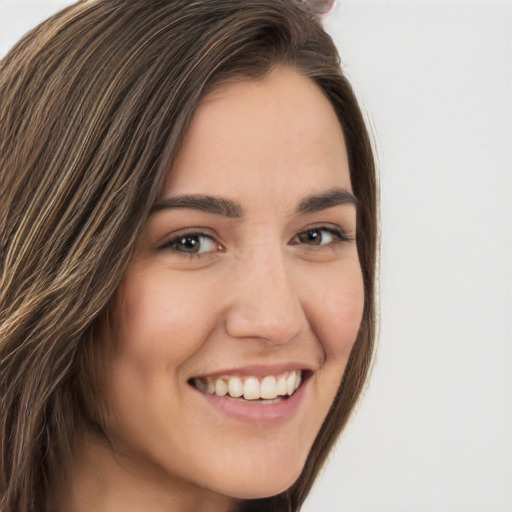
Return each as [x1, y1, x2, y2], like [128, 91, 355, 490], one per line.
[169, 234, 217, 254]
[294, 226, 351, 247]
[297, 228, 333, 246]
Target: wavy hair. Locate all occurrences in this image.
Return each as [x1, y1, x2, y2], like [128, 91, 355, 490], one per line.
[0, 1, 377, 510]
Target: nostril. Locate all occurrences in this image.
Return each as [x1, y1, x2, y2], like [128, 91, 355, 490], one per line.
[224, 309, 304, 345]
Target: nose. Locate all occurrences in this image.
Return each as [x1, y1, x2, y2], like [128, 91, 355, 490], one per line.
[224, 250, 306, 345]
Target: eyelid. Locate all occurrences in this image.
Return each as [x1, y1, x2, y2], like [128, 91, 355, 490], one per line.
[157, 228, 223, 254]
[290, 225, 354, 246]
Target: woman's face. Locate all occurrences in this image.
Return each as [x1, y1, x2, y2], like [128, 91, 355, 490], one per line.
[106, 66, 364, 506]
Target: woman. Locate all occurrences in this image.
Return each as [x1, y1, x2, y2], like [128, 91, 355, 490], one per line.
[0, 0, 377, 511]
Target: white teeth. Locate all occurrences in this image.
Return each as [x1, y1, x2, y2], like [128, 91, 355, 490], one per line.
[276, 375, 288, 396]
[286, 373, 296, 395]
[243, 377, 260, 400]
[228, 377, 243, 398]
[194, 370, 303, 401]
[260, 376, 277, 399]
[215, 379, 228, 397]
[295, 371, 302, 390]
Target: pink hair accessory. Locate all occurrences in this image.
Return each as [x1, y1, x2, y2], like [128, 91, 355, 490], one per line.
[300, 0, 337, 16]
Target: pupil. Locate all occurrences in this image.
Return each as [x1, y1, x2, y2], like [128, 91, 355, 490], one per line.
[300, 229, 322, 245]
[179, 236, 199, 253]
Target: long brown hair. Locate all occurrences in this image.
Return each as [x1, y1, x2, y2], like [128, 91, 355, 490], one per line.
[0, 1, 377, 510]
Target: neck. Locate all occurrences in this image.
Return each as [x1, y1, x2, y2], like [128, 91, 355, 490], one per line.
[48, 432, 237, 512]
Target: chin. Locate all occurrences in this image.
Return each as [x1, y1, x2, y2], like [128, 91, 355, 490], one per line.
[205, 452, 305, 501]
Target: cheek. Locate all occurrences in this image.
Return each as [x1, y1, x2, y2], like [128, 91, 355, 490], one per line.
[302, 261, 364, 423]
[116, 268, 216, 367]
[307, 260, 365, 361]
[106, 269, 221, 440]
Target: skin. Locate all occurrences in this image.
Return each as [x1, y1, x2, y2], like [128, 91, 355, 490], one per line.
[55, 66, 364, 512]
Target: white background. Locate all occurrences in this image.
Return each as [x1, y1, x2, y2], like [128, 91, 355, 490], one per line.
[1, 1, 511, 511]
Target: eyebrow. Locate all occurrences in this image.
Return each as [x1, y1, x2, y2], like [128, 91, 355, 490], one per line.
[296, 188, 357, 213]
[151, 187, 356, 218]
[151, 195, 245, 218]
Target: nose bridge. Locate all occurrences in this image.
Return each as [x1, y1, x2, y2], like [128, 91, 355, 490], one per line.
[224, 241, 304, 344]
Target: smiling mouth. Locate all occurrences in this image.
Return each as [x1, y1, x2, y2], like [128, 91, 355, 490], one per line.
[189, 370, 309, 403]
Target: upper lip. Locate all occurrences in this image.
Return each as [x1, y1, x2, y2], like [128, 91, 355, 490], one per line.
[191, 362, 316, 379]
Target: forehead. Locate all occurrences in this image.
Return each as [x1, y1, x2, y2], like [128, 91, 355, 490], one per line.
[165, 66, 351, 202]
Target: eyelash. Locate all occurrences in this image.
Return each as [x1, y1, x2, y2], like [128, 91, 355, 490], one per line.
[159, 231, 221, 258]
[159, 225, 353, 259]
[291, 226, 352, 247]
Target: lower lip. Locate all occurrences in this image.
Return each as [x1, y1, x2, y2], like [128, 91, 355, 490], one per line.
[192, 379, 310, 425]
